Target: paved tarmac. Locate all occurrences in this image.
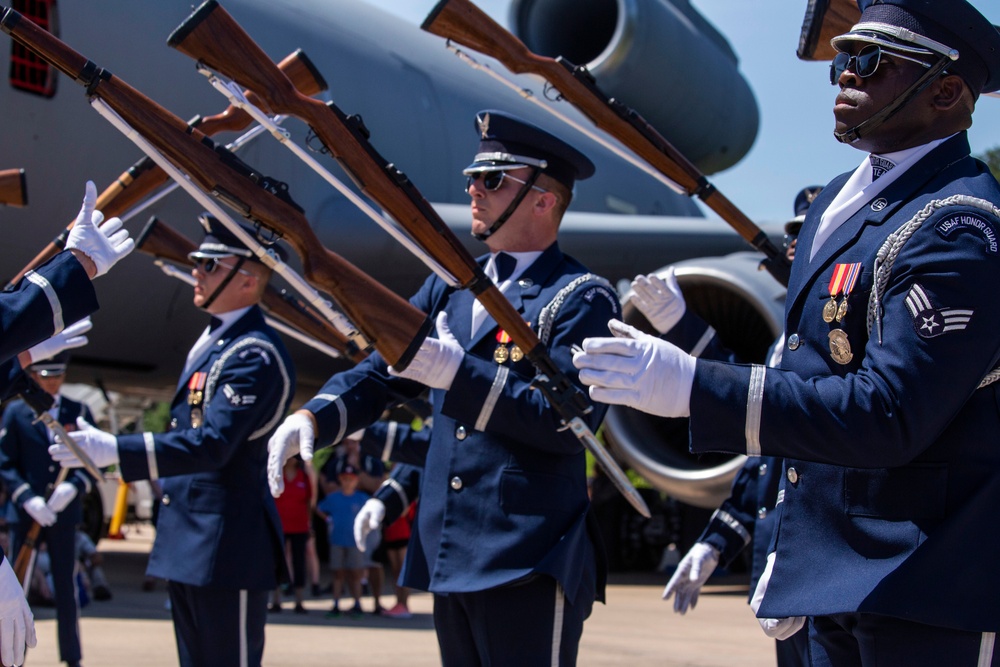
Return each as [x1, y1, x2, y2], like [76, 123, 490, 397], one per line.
[25, 523, 776, 666]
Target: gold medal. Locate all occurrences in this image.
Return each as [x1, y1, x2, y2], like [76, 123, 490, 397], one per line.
[509, 344, 523, 362]
[828, 329, 853, 365]
[188, 390, 202, 406]
[822, 298, 837, 323]
[190, 407, 203, 429]
[493, 344, 509, 364]
[836, 298, 849, 322]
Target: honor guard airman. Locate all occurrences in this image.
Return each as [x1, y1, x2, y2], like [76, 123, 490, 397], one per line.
[269, 110, 620, 665]
[575, 1, 1000, 663]
[0, 353, 96, 667]
[51, 216, 293, 667]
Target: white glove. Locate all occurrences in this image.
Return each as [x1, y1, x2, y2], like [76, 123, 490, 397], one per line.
[64, 181, 135, 278]
[353, 498, 385, 553]
[0, 556, 36, 667]
[750, 552, 806, 640]
[572, 319, 696, 418]
[47, 417, 119, 469]
[45, 482, 78, 514]
[22, 496, 55, 528]
[630, 269, 686, 334]
[388, 311, 463, 390]
[24, 316, 92, 365]
[662, 542, 720, 614]
[267, 413, 315, 497]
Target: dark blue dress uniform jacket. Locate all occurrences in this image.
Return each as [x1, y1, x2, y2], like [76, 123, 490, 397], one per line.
[0, 252, 99, 403]
[687, 132, 1000, 631]
[302, 242, 620, 605]
[116, 306, 294, 590]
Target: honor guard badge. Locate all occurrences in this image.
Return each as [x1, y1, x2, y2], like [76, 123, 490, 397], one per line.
[905, 283, 973, 339]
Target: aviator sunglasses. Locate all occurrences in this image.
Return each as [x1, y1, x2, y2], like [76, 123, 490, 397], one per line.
[465, 170, 548, 194]
[194, 257, 252, 276]
[830, 43, 932, 84]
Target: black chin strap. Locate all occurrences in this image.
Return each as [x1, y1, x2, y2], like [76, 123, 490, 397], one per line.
[835, 56, 952, 144]
[472, 168, 542, 241]
[199, 257, 248, 311]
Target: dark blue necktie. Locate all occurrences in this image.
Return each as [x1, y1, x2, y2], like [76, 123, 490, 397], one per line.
[494, 252, 516, 282]
[208, 316, 223, 332]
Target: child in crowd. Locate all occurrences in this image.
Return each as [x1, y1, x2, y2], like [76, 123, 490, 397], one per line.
[316, 463, 376, 617]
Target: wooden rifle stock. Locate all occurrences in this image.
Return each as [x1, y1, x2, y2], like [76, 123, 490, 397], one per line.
[135, 216, 366, 363]
[0, 7, 427, 368]
[0, 168, 27, 207]
[2, 49, 327, 290]
[421, 0, 791, 286]
[14, 466, 69, 587]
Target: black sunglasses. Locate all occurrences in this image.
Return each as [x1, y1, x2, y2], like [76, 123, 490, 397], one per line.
[465, 170, 547, 194]
[830, 44, 931, 84]
[194, 257, 251, 276]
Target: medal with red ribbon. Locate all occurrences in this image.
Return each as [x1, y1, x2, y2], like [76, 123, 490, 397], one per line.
[188, 371, 207, 428]
[824, 263, 862, 323]
[494, 329, 512, 364]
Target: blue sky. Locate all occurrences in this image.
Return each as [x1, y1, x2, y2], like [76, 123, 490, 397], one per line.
[367, 1, 1000, 225]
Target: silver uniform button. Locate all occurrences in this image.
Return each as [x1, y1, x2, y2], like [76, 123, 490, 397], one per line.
[170, 418, 178, 429]
[786, 467, 799, 484]
[518, 279, 533, 288]
[787, 333, 800, 350]
[757, 507, 767, 520]
[455, 425, 467, 441]
[48, 465, 55, 473]
[758, 463, 768, 475]
[450, 476, 463, 491]
[162, 494, 171, 505]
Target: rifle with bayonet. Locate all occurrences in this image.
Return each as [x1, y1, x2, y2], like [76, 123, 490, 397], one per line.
[0, 168, 27, 207]
[168, 0, 650, 517]
[0, 7, 430, 369]
[135, 215, 366, 363]
[14, 467, 67, 588]
[3, 48, 327, 290]
[420, 0, 791, 287]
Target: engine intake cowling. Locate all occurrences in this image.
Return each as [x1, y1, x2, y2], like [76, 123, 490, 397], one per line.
[603, 252, 786, 508]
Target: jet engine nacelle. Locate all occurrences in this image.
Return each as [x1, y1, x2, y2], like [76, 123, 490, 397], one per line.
[509, 0, 759, 174]
[602, 252, 786, 508]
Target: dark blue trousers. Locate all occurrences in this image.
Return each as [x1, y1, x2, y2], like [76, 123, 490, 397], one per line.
[809, 613, 997, 667]
[433, 574, 593, 667]
[167, 581, 268, 667]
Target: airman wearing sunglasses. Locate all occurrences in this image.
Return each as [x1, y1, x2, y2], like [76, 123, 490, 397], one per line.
[572, 1, 1000, 664]
[50, 215, 295, 667]
[268, 109, 621, 665]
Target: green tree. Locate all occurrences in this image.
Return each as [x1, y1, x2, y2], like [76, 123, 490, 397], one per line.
[979, 146, 1000, 181]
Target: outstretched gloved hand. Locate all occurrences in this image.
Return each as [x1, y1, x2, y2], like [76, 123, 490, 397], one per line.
[662, 542, 720, 614]
[354, 498, 386, 553]
[48, 417, 119, 469]
[0, 556, 36, 666]
[64, 181, 135, 278]
[45, 482, 78, 514]
[388, 311, 463, 390]
[24, 316, 92, 366]
[630, 268, 686, 334]
[22, 496, 55, 528]
[572, 319, 696, 418]
[267, 412, 316, 496]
